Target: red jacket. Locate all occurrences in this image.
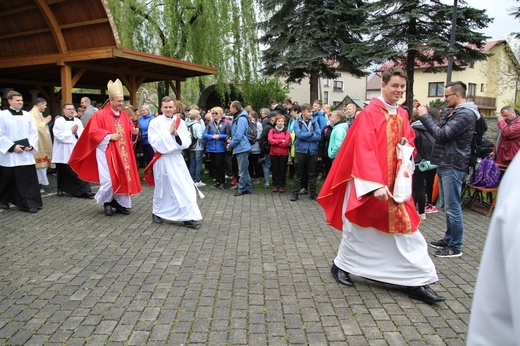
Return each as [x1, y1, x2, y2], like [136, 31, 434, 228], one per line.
[268, 127, 290, 156]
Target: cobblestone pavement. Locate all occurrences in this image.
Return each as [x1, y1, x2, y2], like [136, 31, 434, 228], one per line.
[0, 174, 490, 345]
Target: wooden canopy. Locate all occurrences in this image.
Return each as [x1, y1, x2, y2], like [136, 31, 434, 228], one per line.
[0, 0, 217, 111]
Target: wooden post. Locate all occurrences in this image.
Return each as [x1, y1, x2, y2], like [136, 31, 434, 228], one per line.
[60, 64, 72, 104]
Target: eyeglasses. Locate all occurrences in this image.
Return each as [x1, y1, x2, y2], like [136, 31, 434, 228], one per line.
[65, 108, 75, 111]
[444, 93, 456, 98]
[211, 112, 219, 115]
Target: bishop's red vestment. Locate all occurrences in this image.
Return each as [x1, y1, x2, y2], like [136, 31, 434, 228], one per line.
[68, 105, 142, 196]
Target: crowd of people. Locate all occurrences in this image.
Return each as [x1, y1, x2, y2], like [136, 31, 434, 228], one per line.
[2, 71, 520, 307]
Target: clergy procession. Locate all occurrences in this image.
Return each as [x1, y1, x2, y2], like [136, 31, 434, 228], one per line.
[1, 71, 519, 344]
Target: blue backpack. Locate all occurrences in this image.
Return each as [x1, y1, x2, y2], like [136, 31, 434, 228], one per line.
[472, 157, 500, 188]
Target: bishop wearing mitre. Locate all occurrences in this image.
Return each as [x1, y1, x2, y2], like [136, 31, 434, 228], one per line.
[69, 79, 142, 216]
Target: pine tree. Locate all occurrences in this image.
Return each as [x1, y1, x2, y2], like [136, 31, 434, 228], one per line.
[258, 0, 368, 103]
[359, 0, 492, 109]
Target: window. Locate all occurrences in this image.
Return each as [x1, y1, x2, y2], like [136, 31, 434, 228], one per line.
[324, 91, 329, 105]
[468, 83, 476, 97]
[428, 82, 444, 97]
[480, 83, 484, 92]
[333, 80, 343, 91]
[323, 78, 329, 86]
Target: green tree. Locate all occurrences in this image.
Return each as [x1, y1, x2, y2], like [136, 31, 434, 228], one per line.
[107, 0, 260, 104]
[258, 0, 368, 103]
[241, 78, 288, 112]
[360, 0, 492, 110]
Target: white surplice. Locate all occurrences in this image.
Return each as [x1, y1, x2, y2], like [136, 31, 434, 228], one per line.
[51, 116, 83, 164]
[148, 115, 202, 222]
[0, 109, 39, 167]
[334, 179, 438, 287]
[467, 155, 520, 346]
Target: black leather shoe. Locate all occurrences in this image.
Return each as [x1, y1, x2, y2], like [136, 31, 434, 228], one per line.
[104, 203, 114, 216]
[115, 205, 131, 215]
[183, 220, 201, 229]
[0, 203, 9, 209]
[330, 262, 354, 287]
[407, 286, 446, 304]
[57, 190, 64, 197]
[152, 214, 162, 224]
[28, 208, 38, 213]
[309, 192, 317, 200]
[290, 194, 298, 201]
[234, 190, 251, 197]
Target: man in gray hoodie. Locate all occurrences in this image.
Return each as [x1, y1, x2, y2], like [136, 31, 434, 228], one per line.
[417, 81, 478, 258]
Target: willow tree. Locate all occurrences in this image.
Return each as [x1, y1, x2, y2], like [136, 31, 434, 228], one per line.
[108, 0, 260, 104]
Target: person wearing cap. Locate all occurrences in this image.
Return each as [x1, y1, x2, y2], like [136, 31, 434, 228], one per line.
[68, 79, 142, 216]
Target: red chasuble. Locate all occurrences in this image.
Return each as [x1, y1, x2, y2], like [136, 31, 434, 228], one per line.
[68, 104, 142, 196]
[317, 98, 420, 234]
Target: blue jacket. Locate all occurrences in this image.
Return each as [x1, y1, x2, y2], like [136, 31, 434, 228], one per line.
[228, 110, 251, 154]
[203, 119, 230, 153]
[313, 110, 327, 132]
[420, 102, 478, 171]
[138, 113, 154, 145]
[294, 116, 321, 155]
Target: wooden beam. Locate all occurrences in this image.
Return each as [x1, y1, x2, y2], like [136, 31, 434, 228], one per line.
[35, 0, 67, 53]
[0, 0, 67, 18]
[71, 69, 86, 88]
[60, 18, 110, 30]
[67, 61, 187, 82]
[0, 19, 111, 41]
[0, 28, 51, 41]
[60, 65, 72, 103]
[0, 47, 114, 69]
[0, 78, 56, 87]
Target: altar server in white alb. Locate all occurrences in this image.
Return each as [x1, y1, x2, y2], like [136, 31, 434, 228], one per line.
[0, 90, 42, 213]
[147, 96, 203, 229]
[52, 103, 94, 199]
[467, 153, 520, 345]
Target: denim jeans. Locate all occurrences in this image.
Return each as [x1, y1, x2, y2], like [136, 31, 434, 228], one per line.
[189, 150, 204, 182]
[235, 151, 252, 192]
[437, 167, 465, 250]
[262, 154, 271, 186]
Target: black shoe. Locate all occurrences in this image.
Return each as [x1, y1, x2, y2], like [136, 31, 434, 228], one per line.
[234, 190, 251, 196]
[183, 220, 201, 229]
[28, 207, 38, 213]
[290, 194, 298, 201]
[152, 214, 162, 224]
[104, 203, 114, 216]
[0, 203, 9, 210]
[429, 239, 448, 249]
[115, 205, 131, 215]
[309, 192, 317, 200]
[434, 246, 462, 258]
[407, 286, 446, 304]
[210, 183, 220, 189]
[56, 190, 64, 197]
[330, 262, 354, 287]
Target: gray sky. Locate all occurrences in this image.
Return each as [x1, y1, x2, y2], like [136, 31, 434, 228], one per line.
[460, 0, 518, 40]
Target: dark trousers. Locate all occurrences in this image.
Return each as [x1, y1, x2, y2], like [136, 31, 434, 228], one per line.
[292, 152, 317, 194]
[0, 164, 42, 211]
[248, 153, 262, 179]
[209, 152, 226, 185]
[141, 143, 155, 167]
[56, 163, 91, 196]
[270, 155, 289, 188]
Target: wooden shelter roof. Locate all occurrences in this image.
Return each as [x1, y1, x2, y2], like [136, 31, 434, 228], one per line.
[0, 0, 217, 103]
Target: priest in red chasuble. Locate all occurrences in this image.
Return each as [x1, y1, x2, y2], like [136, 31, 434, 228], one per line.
[69, 79, 142, 216]
[317, 67, 444, 304]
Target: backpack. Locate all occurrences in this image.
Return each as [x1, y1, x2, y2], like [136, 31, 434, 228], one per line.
[246, 119, 258, 144]
[472, 157, 500, 188]
[469, 115, 488, 167]
[187, 123, 198, 149]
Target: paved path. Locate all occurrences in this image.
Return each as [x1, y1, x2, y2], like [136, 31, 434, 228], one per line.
[0, 175, 489, 345]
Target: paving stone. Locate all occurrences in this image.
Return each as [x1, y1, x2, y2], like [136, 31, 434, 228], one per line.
[0, 177, 491, 344]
